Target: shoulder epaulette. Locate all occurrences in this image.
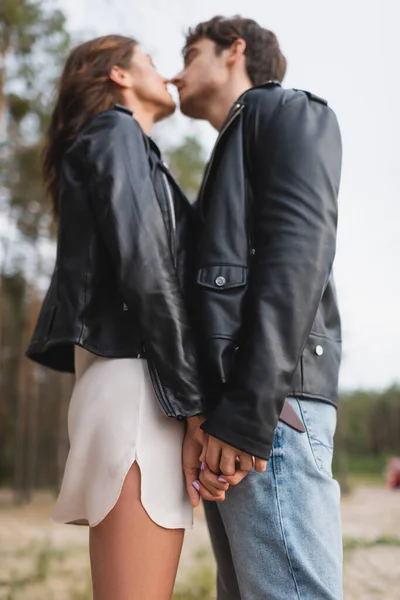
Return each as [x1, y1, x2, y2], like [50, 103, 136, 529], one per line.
[293, 89, 328, 106]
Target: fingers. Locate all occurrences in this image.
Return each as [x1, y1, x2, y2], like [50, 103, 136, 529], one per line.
[182, 431, 227, 505]
[205, 437, 222, 474]
[199, 463, 230, 496]
[222, 469, 250, 486]
[206, 436, 257, 477]
[199, 435, 208, 464]
[254, 457, 268, 472]
[184, 467, 201, 508]
[239, 453, 254, 472]
[182, 430, 204, 508]
[219, 447, 239, 476]
[194, 479, 226, 503]
[182, 430, 264, 504]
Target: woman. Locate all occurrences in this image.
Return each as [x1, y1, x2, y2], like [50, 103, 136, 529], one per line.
[26, 35, 214, 599]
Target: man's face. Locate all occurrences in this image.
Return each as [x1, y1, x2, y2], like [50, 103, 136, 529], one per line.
[130, 45, 176, 121]
[173, 38, 230, 119]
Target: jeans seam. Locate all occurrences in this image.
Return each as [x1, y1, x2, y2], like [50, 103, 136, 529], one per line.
[296, 398, 334, 477]
[272, 432, 303, 600]
[297, 400, 321, 472]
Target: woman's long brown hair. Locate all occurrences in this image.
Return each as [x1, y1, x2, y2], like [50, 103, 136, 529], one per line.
[43, 35, 137, 217]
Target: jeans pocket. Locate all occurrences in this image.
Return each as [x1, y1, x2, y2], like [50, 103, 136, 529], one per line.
[295, 399, 337, 477]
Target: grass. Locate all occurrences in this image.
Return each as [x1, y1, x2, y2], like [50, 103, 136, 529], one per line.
[1, 540, 86, 599]
[333, 454, 388, 488]
[3, 571, 28, 600]
[3, 535, 399, 600]
[68, 573, 92, 600]
[0, 469, 394, 600]
[2, 539, 215, 600]
[343, 535, 400, 552]
[65, 553, 217, 600]
[34, 542, 68, 582]
[173, 565, 216, 600]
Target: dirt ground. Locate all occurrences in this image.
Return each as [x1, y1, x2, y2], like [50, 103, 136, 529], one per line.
[0, 485, 399, 599]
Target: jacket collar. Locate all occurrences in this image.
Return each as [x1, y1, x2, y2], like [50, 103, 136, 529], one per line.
[236, 80, 281, 104]
[220, 81, 281, 131]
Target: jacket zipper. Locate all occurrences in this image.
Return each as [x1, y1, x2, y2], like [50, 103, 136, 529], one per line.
[198, 103, 244, 221]
[245, 178, 256, 257]
[147, 358, 177, 417]
[144, 167, 180, 419]
[161, 170, 177, 265]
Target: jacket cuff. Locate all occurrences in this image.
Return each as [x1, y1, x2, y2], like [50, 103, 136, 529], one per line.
[200, 409, 275, 461]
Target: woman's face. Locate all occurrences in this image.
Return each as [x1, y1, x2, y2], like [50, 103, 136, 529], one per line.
[128, 45, 176, 122]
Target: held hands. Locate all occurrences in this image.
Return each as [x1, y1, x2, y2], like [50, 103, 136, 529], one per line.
[183, 417, 268, 507]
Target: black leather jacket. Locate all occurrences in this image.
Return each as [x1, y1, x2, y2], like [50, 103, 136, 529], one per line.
[198, 83, 342, 459]
[27, 105, 203, 419]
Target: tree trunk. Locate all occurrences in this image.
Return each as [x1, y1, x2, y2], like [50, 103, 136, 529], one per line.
[26, 359, 39, 501]
[0, 272, 6, 483]
[0, 34, 11, 142]
[13, 386, 27, 504]
[13, 325, 29, 504]
[0, 27, 11, 140]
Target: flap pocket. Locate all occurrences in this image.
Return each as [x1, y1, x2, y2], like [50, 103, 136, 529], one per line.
[197, 265, 247, 291]
[302, 333, 341, 401]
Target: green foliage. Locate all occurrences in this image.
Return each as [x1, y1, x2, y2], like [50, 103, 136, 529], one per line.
[9, 142, 52, 239]
[165, 135, 206, 201]
[68, 575, 93, 600]
[173, 565, 216, 600]
[0, 1, 70, 68]
[339, 454, 387, 476]
[0, 0, 72, 500]
[1, 540, 69, 598]
[337, 386, 400, 458]
[173, 549, 216, 600]
[0, 0, 71, 245]
[33, 540, 67, 582]
[7, 93, 31, 122]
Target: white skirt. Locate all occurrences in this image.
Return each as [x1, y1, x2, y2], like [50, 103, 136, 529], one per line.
[51, 346, 193, 529]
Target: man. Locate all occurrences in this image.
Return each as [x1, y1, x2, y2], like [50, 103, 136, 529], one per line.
[174, 16, 343, 600]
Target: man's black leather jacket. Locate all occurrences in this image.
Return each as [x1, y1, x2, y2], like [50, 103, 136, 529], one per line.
[197, 83, 342, 459]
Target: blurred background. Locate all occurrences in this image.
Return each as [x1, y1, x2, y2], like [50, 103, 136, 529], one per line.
[0, 1, 399, 598]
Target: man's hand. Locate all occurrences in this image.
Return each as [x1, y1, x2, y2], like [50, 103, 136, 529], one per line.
[199, 460, 250, 495]
[183, 416, 226, 507]
[203, 435, 268, 476]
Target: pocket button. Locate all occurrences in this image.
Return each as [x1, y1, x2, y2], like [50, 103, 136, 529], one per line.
[315, 345, 324, 356]
[215, 276, 226, 287]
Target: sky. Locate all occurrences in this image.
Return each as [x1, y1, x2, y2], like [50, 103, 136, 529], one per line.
[54, 0, 399, 390]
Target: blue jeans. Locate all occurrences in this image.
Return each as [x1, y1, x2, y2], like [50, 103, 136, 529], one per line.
[204, 398, 343, 600]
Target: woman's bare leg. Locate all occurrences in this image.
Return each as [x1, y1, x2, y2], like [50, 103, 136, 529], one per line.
[89, 462, 184, 600]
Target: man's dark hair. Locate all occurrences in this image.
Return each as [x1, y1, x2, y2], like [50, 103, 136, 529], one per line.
[184, 15, 287, 86]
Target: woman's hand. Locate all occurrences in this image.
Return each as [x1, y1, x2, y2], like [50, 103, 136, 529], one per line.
[183, 418, 264, 507]
[183, 416, 226, 507]
[198, 459, 250, 496]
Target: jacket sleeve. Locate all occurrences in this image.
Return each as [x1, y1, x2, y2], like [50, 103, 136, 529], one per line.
[82, 110, 203, 413]
[201, 94, 342, 458]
